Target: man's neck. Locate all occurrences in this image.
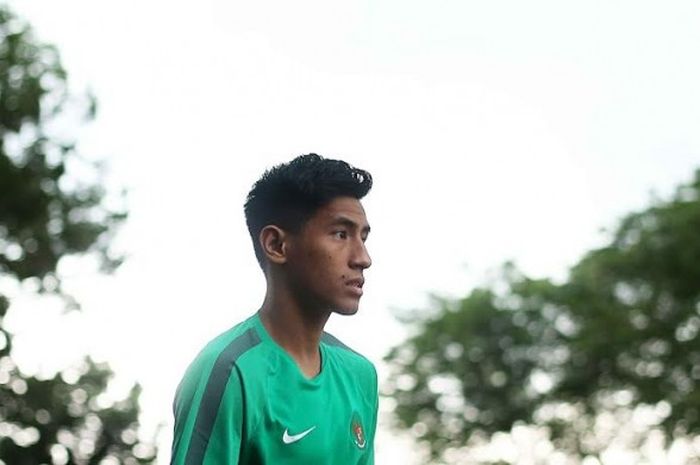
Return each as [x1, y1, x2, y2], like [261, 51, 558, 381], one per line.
[258, 285, 331, 378]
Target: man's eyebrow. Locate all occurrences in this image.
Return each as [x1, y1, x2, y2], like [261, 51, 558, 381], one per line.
[330, 216, 371, 233]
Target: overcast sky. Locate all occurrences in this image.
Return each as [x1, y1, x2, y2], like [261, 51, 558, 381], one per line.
[4, 1, 700, 463]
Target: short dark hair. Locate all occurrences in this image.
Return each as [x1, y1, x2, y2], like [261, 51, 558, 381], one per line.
[244, 153, 373, 268]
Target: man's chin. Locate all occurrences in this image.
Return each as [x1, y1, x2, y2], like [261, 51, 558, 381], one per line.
[333, 304, 360, 316]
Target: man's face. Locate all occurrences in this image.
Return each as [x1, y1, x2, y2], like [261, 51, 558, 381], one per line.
[285, 196, 372, 315]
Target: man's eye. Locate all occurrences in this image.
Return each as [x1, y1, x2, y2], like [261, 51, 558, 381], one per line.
[334, 231, 348, 239]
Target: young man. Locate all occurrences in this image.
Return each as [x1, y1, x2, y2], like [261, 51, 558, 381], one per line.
[170, 154, 378, 465]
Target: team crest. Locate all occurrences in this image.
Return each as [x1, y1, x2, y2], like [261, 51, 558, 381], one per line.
[350, 412, 366, 449]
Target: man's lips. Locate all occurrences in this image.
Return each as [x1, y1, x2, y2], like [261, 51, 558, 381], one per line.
[346, 278, 365, 296]
[346, 278, 364, 288]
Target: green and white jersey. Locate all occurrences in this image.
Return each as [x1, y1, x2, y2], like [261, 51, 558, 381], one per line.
[171, 312, 378, 465]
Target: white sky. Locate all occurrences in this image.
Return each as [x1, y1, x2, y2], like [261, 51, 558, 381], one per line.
[3, 1, 700, 464]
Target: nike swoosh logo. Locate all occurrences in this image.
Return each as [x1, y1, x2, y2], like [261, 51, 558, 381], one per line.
[282, 426, 316, 444]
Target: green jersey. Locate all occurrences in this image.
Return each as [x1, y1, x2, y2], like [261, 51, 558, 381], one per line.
[171, 312, 378, 465]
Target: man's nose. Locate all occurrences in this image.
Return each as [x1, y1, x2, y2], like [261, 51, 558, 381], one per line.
[350, 240, 372, 269]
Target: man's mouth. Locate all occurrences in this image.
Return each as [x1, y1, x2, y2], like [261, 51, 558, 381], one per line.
[346, 278, 364, 288]
[346, 278, 365, 296]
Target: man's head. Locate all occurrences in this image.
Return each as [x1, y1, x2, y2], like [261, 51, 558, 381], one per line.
[244, 154, 373, 314]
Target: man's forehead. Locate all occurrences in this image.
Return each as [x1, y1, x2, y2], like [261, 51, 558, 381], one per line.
[316, 197, 369, 226]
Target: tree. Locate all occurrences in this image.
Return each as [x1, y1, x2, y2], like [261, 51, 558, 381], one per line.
[0, 5, 156, 464]
[384, 170, 700, 464]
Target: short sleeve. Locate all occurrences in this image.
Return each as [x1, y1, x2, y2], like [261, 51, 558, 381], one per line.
[171, 361, 244, 465]
[362, 365, 379, 465]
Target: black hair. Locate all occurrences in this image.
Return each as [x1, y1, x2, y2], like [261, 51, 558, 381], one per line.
[244, 153, 373, 268]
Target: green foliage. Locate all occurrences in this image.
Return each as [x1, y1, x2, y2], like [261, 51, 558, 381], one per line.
[0, 6, 125, 288]
[0, 5, 155, 464]
[385, 170, 700, 463]
[0, 358, 155, 465]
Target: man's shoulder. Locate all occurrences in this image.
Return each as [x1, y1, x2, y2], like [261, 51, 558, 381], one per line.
[199, 317, 260, 362]
[173, 314, 265, 416]
[185, 315, 262, 377]
[321, 331, 376, 376]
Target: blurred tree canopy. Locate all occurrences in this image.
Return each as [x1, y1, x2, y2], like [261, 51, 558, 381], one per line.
[0, 5, 155, 464]
[385, 170, 700, 464]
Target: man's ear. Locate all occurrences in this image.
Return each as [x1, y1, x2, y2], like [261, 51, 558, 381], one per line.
[259, 225, 288, 265]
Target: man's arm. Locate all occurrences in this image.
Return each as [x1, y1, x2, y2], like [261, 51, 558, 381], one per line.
[171, 362, 244, 465]
[363, 365, 379, 465]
